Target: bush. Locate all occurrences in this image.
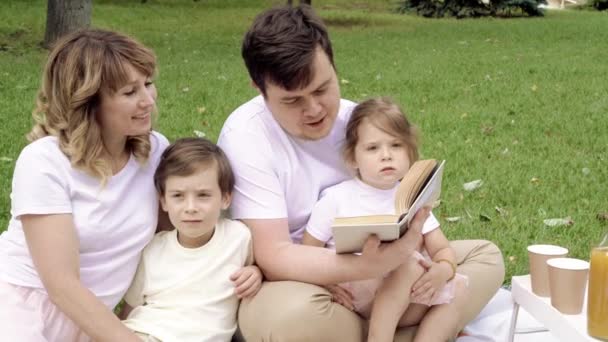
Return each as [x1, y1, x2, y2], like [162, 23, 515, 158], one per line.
[397, 0, 546, 18]
[589, 0, 608, 10]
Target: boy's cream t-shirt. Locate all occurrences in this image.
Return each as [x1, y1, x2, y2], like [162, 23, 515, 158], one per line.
[123, 219, 252, 342]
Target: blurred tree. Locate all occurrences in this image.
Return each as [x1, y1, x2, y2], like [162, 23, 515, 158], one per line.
[44, 0, 91, 48]
[287, 0, 312, 5]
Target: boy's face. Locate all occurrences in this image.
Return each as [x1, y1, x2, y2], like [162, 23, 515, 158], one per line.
[352, 119, 411, 190]
[261, 47, 341, 141]
[160, 163, 230, 248]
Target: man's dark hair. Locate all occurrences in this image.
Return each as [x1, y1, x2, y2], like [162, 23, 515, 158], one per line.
[242, 5, 335, 96]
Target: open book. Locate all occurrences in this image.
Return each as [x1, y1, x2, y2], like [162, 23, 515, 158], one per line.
[332, 159, 445, 254]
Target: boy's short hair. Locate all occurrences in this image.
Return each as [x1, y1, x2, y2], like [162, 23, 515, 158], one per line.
[343, 97, 419, 165]
[154, 137, 235, 196]
[241, 4, 335, 96]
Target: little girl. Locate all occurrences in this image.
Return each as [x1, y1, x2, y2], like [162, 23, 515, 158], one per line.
[302, 97, 468, 342]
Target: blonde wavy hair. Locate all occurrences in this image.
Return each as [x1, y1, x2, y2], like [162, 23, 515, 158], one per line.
[28, 29, 157, 182]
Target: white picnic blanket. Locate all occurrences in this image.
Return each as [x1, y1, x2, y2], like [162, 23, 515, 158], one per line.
[458, 288, 557, 342]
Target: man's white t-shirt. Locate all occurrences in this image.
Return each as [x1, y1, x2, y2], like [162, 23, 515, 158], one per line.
[218, 95, 356, 242]
[0, 131, 169, 308]
[305, 178, 440, 250]
[123, 219, 253, 342]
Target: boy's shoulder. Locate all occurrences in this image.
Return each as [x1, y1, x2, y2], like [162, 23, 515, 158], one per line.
[217, 218, 251, 240]
[141, 230, 174, 256]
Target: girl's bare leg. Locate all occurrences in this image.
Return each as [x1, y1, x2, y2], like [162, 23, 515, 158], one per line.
[398, 303, 429, 327]
[367, 258, 424, 342]
[412, 276, 470, 342]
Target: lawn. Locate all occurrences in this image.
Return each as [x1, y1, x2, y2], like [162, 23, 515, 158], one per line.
[0, 0, 606, 283]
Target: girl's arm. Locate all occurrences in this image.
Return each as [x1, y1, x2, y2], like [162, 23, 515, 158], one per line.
[411, 228, 456, 303]
[301, 231, 326, 248]
[22, 214, 140, 342]
[424, 228, 457, 280]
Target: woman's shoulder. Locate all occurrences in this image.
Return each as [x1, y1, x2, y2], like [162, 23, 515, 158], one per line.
[18, 136, 68, 167]
[21, 135, 59, 153]
[150, 131, 170, 154]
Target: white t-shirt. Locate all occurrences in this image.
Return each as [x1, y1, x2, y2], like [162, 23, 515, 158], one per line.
[123, 219, 253, 342]
[305, 178, 440, 250]
[218, 95, 356, 242]
[0, 131, 169, 308]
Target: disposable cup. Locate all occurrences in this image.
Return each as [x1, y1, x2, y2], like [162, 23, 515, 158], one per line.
[547, 257, 589, 314]
[527, 244, 568, 296]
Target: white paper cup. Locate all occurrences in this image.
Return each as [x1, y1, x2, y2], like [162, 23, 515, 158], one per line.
[527, 245, 569, 296]
[547, 257, 589, 314]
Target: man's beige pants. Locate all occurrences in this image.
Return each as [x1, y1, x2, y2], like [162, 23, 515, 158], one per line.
[237, 240, 505, 342]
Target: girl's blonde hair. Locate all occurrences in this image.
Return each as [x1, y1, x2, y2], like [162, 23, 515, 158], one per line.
[343, 97, 419, 165]
[28, 29, 157, 182]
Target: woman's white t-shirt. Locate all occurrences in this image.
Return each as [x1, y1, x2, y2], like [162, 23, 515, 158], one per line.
[0, 131, 169, 308]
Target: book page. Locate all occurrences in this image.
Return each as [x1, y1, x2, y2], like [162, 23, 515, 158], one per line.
[398, 160, 445, 236]
[333, 215, 399, 226]
[395, 159, 437, 215]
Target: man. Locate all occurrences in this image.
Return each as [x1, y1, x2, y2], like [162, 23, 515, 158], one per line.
[218, 5, 505, 341]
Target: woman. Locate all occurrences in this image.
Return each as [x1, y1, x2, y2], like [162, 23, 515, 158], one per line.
[0, 29, 169, 341]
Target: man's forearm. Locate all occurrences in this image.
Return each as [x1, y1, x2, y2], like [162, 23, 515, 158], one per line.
[246, 212, 427, 286]
[258, 242, 377, 285]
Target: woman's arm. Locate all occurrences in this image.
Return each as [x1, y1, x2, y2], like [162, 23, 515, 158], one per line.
[22, 214, 140, 342]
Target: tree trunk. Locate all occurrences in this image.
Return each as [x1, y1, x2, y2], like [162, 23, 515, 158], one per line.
[44, 0, 92, 49]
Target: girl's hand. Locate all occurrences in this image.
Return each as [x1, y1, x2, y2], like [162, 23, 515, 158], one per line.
[410, 261, 451, 305]
[230, 265, 263, 299]
[324, 284, 355, 311]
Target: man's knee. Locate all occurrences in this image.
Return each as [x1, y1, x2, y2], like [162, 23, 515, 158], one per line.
[471, 240, 506, 283]
[452, 239, 505, 278]
[475, 240, 504, 262]
[238, 281, 364, 341]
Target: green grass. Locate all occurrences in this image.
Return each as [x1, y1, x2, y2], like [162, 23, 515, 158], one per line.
[1, 0, 607, 283]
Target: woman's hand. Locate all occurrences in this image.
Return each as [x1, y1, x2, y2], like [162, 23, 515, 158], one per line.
[230, 265, 263, 299]
[324, 284, 355, 311]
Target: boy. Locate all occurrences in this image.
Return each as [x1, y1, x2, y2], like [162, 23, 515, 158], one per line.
[120, 137, 262, 342]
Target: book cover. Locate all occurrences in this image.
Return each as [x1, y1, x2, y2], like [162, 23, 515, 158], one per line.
[332, 160, 445, 254]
